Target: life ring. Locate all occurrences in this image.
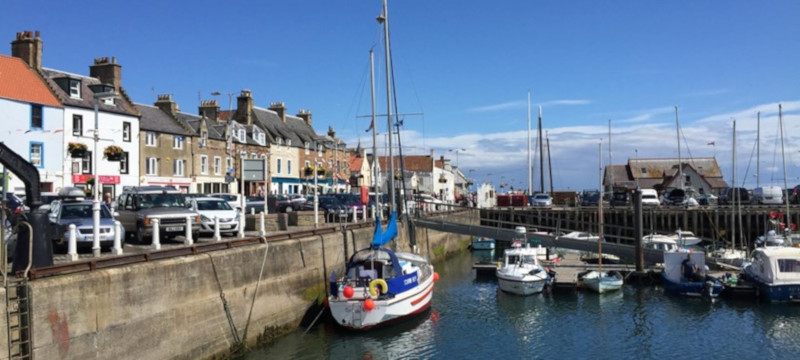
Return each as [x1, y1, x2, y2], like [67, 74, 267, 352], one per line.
[369, 279, 388, 297]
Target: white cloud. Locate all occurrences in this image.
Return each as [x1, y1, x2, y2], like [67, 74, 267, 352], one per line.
[467, 98, 592, 113]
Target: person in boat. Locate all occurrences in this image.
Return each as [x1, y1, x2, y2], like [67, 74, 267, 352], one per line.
[682, 253, 705, 282]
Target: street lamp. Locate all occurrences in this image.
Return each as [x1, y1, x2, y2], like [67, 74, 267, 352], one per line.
[448, 148, 466, 168]
[313, 141, 320, 228]
[88, 83, 117, 257]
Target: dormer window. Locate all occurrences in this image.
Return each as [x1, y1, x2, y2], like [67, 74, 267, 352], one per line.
[287, 139, 292, 147]
[102, 97, 115, 106]
[277, 137, 283, 146]
[237, 129, 245, 143]
[69, 79, 81, 98]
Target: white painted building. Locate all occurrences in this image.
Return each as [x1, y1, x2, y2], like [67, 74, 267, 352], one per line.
[0, 53, 64, 193]
[476, 183, 497, 209]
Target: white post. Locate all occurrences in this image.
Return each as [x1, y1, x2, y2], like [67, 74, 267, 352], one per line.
[184, 216, 194, 245]
[371, 205, 376, 220]
[67, 224, 78, 261]
[259, 211, 266, 236]
[151, 218, 161, 250]
[112, 221, 123, 255]
[213, 216, 221, 241]
[238, 208, 245, 238]
[362, 207, 367, 222]
[352, 206, 357, 223]
[92, 201, 101, 257]
[250, 207, 255, 215]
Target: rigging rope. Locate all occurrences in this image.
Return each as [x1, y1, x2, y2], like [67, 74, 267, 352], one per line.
[207, 254, 241, 349]
[241, 241, 269, 345]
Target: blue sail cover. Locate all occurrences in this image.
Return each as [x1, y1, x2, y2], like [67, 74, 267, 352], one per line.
[371, 212, 398, 248]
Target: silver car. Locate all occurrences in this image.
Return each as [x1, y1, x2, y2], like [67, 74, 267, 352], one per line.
[48, 199, 124, 249]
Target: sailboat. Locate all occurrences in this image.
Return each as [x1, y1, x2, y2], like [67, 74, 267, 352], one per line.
[580, 140, 623, 293]
[328, 0, 437, 330]
[709, 119, 747, 266]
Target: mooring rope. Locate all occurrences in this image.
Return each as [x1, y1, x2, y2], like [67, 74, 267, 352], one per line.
[207, 254, 241, 347]
[241, 239, 269, 345]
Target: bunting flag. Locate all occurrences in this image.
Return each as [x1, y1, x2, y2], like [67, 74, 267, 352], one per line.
[53, 129, 63, 133]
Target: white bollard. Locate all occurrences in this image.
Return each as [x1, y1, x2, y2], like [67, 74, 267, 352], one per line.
[112, 221, 123, 255]
[238, 209, 245, 238]
[151, 218, 161, 250]
[250, 207, 255, 215]
[371, 205, 376, 220]
[352, 206, 357, 223]
[259, 211, 266, 236]
[362, 206, 367, 222]
[67, 224, 78, 261]
[184, 216, 194, 245]
[213, 216, 221, 241]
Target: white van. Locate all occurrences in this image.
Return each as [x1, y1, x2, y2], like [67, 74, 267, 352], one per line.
[752, 186, 784, 205]
[641, 189, 661, 206]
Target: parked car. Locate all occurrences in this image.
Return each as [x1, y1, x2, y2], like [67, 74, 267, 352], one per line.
[116, 186, 201, 243]
[751, 186, 784, 205]
[187, 197, 239, 237]
[208, 193, 243, 211]
[47, 188, 124, 250]
[334, 193, 365, 219]
[640, 189, 660, 207]
[414, 193, 444, 211]
[610, 189, 630, 207]
[301, 195, 348, 220]
[718, 187, 750, 205]
[580, 190, 601, 207]
[696, 192, 718, 206]
[530, 193, 553, 208]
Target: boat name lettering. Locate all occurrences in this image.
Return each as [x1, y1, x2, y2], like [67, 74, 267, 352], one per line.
[404, 276, 417, 285]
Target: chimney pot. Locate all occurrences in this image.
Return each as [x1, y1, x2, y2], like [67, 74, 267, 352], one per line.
[11, 29, 43, 69]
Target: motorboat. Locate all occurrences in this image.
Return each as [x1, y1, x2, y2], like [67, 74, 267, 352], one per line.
[558, 231, 599, 242]
[661, 251, 724, 298]
[496, 227, 555, 295]
[741, 246, 800, 302]
[580, 270, 624, 293]
[471, 237, 495, 250]
[643, 233, 679, 252]
[756, 230, 786, 247]
[328, 213, 438, 330]
[669, 229, 703, 247]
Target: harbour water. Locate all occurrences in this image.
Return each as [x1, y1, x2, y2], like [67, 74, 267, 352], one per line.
[247, 249, 800, 359]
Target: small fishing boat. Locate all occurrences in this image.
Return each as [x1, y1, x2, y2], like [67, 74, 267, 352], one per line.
[471, 237, 495, 250]
[580, 270, 624, 293]
[328, 212, 438, 330]
[741, 246, 800, 302]
[496, 227, 555, 295]
[661, 251, 724, 298]
[643, 233, 679, 252]
[669, 229, 704, 247]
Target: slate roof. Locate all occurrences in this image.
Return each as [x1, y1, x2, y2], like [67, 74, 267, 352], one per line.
[134, 104, 194, 136]
[628, 158, 723, 178]
[41, 67, 138, 116]
[0, 55, 60, 106]
[176, 113, 225, 140]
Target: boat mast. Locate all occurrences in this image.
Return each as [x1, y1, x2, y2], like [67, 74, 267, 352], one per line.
[779, 104, 791, 239]
[527, 92, 532, 195]
[379, 0, 395, 213]
[608, 120, 612, 194]
[370, 50, 380, 214]
[598, 139, 604, 272]
[756, 111, 760, 188]
[731, 120, 737, 250]
[547, 131, 553, 195]
[538, 106, 544, 194]
[675, 106, 683, 190]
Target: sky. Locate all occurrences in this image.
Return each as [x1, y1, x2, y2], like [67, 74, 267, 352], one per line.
[3, 0, 800, 192]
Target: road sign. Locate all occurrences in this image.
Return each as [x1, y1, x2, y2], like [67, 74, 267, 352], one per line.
[242, 159, 267, 181]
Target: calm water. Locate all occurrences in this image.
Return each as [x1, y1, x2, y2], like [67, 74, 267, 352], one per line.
[246, 250, 800, 359]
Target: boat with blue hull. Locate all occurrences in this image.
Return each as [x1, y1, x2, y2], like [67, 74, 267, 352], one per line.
[742, 246, 800, 302]
[471, 237, 495, 250]
[661, 251, 724, 298]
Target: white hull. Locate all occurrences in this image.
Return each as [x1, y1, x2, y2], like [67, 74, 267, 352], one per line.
[497, 275, 547, 295]
[581, 271, 623, 293]
[329, 272, 434, 330]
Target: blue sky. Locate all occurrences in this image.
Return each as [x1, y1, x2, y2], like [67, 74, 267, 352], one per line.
[4, 0, 800, 191]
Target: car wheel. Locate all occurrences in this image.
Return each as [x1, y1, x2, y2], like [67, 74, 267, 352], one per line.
[193, 231, 200, 240]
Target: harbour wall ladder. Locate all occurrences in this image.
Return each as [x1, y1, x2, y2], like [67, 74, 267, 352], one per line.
[6, 280, 32, 360]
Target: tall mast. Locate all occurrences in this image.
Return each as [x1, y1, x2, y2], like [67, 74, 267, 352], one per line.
[608, 120, 612, 193]
[780, 104, 791, 238]
[732, 120, 737, 249]
[527, 92, 532, 195]
[369, 50, 380, 214]
[538, 106, 544, 194]
[380, 0, 395, 213]
[675, 106, 683, 190]
[756, 111, 760, 188]
[547, 131, 553, 195]
[598, 139, 604, 271]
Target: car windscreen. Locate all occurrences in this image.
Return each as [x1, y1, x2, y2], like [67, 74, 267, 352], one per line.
[197, 200, 233, 211]
[212, 195, 236, 201]
[61, 203, 112, 219]
[137, 193, 186, 209]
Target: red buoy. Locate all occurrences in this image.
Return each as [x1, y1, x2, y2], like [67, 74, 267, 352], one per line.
[343, 285, 354, 299]
[363, 298, 375, 311]
[433, 272, 440, 283]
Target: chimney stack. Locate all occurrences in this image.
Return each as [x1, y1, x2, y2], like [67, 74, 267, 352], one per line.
[199, 99, 220, 121]
[297, 109, 312, 127]
[236, 90, 254, 125]
[89, 57, 122, 92]
[155, 94, 179, 116]
[327, 125, 336, 139]
[270, 101, 287, 123]
[11, 30, 43, 69]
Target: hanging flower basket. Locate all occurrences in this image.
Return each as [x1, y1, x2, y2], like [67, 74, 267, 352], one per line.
[303, 166, 314, 177]
[316, 168, 326, 177]
[104, 145, 124, 161]
[438, 175, 447, 184]
[68, 142, 88, 158]
[395, 171, 403, 180]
